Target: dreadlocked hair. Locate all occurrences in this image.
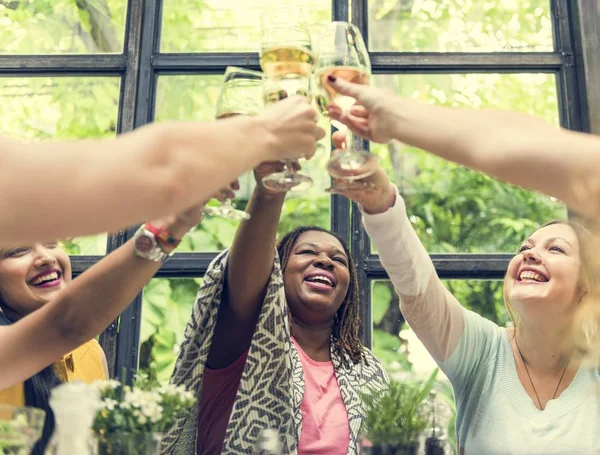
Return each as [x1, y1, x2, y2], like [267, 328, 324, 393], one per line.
[276, 226, 366, 367]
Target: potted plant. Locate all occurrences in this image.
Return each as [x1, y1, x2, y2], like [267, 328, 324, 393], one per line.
[360, 369, 438, 455]
[92, 375, 196, 455]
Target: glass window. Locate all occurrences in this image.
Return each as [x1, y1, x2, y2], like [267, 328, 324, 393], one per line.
[155, 75, 330, 252]
[161, 0, 331, 52]
[371, 278, 503, 452]
[139, 277, 202, 384]
[61, 236, 108, 256]
[0, 0, 127, 54]
[0, 77, 121, 255]
[371, 279, 506, 380]
[370, 73, 565, 254]
[368, 0, 553, 52]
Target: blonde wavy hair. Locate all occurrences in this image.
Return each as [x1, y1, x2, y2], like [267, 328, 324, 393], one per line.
[503, 219, 600, 359]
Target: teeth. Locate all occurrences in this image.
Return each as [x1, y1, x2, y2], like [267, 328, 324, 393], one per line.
[31, 272, 59, 285]
[306, 275, 333, 286]
[519, 270, 547, 282]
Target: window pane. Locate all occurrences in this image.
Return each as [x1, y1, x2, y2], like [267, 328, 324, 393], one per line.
[371, 73, 565, 254]
[372, 278, 507, 374]
[161, 0, 331, 52]
[0, 77, 120, 255]
[368, 0, 553, 52]
[155, 75, 330, 253]
[139, 278, 202, 384]
[0, 0, 127, 54]
[371, 279, 504, 450]
[61, 235, 108, 256]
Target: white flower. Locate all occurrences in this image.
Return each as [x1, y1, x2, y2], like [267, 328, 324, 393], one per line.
[104, 399, 118, 411]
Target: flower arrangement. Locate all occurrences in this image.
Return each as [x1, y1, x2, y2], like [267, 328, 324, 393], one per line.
[0, 406, 45, 454]
[0, 414, 30, 453]
[92, 375, 195, 455]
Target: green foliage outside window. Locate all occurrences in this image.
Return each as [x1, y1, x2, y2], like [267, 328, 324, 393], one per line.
[1, 3, 564, 430]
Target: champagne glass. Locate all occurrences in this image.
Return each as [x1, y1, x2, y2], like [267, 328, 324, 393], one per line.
[259, 7, 315, 192]
[314, 22, 380, 192]
[261, 77, 313, 192]
[203, 67, 265, 221]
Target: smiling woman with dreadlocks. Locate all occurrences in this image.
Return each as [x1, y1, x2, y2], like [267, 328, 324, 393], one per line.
[162, 162, 388, 455]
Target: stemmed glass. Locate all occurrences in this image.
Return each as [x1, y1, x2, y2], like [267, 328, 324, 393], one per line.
[203, 67, 265, 221]
[314, 21, 380, 192]
[259, 7, 315, 192]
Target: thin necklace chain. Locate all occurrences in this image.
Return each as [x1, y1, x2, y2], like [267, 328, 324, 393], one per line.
[514, 337, 571, 410]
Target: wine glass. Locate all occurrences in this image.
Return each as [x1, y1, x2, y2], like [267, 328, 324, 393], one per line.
[314, 21, 380, 192]
[261, 77, 313, 192]
[203, 67, 265, 221]
[259, 7, 315, 192]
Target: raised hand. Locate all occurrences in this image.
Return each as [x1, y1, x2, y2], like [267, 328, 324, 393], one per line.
[325, 76, 401, 144]
[254, 161, 287, 194]
[258, 96, 326, 162]
[206, 180, 241, 204]
[330, 132, 396, 215]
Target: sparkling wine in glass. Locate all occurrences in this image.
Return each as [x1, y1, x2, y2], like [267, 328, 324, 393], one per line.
[204, 67, 265, 221]
[261, 77, 313, 192]
[314, 21, 380, 192]
[259, 7, 315, 192]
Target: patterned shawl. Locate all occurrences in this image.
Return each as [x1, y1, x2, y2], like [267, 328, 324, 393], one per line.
[161, 250, 388, 454]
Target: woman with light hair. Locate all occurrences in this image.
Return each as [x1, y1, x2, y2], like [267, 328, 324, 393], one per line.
[324, 73, 600, 451]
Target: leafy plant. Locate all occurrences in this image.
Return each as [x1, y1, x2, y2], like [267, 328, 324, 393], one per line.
[361, 369, 438, 447]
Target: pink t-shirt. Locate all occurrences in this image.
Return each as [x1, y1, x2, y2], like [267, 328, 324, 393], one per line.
[196, 339, 350, 454]
[292, 338, 350, 455]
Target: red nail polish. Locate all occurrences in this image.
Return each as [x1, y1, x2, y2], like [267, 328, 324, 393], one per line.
[327, 74, 337, 83]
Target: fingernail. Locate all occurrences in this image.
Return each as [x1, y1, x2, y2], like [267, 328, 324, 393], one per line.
[327, 74, 337, 83]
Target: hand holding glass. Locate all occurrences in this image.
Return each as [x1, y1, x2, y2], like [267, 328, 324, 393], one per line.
[259, 6, 315, 192]
[315, 21, 380, 192]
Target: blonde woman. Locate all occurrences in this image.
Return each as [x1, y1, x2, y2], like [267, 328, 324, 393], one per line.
[325, 76, 600, 221]
[325, 79, 600, 451]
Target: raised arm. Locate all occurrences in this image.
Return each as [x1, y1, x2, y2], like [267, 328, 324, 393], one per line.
[329, 134, 465, 363]
[326, 77, 600, 221]
[0, 96, 324, 246]
[0, 203, 203, 388]
[206, 163, 287, 369]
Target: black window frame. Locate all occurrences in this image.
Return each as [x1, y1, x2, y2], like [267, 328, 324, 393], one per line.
[1, 0, 598, 378]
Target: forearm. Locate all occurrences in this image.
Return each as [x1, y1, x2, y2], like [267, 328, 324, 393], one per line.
[227, 188, 286, 322]
[0, 239, 160, 388]
[0, 117, 273, 245]
[361, 187, 436, 298]
[387, 100, 600, 218]
[361, 187, 464, 361]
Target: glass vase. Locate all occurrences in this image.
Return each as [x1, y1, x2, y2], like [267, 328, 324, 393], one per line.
[0, 405, 45, 455]
[97, 432, 162, 455]
[45, 382, 102, 455]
